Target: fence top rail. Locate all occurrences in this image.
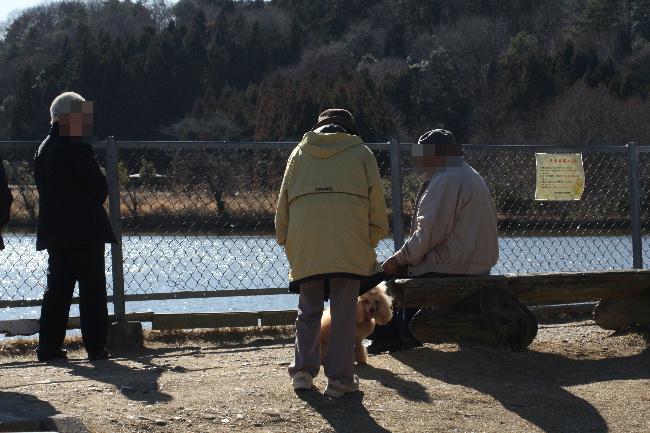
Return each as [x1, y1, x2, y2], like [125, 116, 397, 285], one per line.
[1, 141, 647, 152]
[461, 144, 644, 153]
[112, 140, 300, 150]
[111, 141, 398, 150]
[0, 141, 40, 149]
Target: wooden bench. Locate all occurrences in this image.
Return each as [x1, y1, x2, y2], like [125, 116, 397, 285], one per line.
[385, 269, 650, 351]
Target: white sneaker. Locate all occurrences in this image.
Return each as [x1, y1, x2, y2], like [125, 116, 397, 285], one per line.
[324, 375, 359, 398]
[292, 370, 314, 390]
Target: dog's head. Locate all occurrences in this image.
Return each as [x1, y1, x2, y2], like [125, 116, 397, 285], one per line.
[357, 282, 393, 325]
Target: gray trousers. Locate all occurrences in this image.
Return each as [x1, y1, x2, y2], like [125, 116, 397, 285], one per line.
[288, 278, 359, 385]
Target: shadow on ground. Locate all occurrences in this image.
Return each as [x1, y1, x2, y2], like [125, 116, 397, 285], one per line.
[391, 340, 650, 433]
[295, 389, 391, 433]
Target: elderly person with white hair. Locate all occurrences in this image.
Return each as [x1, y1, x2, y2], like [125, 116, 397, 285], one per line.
[34, 91, 117, 362]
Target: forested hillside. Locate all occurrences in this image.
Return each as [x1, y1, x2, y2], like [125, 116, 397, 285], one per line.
[1, 0, 649, 145]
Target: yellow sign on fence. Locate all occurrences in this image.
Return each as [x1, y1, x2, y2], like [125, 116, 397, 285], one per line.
[535, 153, 585, 200]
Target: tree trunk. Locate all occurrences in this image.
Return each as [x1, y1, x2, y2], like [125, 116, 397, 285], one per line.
[409, 287, 538, 351]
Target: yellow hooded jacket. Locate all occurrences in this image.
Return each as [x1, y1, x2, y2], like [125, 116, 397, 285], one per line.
[275, 131, 389, 294]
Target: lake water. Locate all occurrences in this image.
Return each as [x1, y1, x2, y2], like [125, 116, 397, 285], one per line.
[1, 233, 646, 340]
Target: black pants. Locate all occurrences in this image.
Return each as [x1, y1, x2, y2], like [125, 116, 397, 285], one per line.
[370, 272, 465, 346]
[367, 305, 419, 346]
[39, 244, 108, 354]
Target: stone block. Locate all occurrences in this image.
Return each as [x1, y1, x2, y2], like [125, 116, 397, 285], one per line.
[107, 321, 144, 350]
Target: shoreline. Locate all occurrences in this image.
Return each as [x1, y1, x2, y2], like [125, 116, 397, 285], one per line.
[3, 220, 649, 236]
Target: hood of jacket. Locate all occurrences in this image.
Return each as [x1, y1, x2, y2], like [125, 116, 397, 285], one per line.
[299, 131, 363, 159]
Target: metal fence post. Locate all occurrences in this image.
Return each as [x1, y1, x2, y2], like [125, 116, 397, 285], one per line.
[389, 139, 404, 251]
[105, 136, 126, 321]
[627, 142, 643, 269]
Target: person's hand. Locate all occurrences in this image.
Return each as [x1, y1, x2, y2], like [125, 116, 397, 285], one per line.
[382, 256, 401, 275]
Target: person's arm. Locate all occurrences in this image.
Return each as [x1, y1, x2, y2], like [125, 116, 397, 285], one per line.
[34, 144, 46, 188]
[365, 149, 389, 247]
[393, 173, 462, 266]
[274, 159, 293, 247]
[70, 143, 109, 204]
[381, 256, 401, 274]
[0, 153, 13, 227]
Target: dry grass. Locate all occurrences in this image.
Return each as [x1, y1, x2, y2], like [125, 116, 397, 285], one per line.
[6, 187, 281, 223]
[0, 336, 40, 356]
[120, 190, 279, 218]
[141, 325, 294, 347]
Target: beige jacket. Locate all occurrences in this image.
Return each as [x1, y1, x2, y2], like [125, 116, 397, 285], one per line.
[275, 131, 389, 291]
[394, 162, 499, 276]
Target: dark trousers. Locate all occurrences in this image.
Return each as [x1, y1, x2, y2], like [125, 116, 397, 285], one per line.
[39, 243, 108, 354]
[368, 305, 419, 346]
[370, 272, 465, 346]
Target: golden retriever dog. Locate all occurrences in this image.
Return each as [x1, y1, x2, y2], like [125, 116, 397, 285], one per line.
[320, 282, 393, 365]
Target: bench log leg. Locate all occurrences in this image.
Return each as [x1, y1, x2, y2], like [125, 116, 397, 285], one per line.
[593, 292, 650, 331]
[409, 287, 538, 351]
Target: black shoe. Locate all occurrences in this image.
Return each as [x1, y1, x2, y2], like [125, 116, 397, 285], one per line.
[37, 348, 67, 362]
[401, 340, 423, 350]
[367, 341, 402, 354]
[400, 334, 423, 350]
[88, 349, 110, 361]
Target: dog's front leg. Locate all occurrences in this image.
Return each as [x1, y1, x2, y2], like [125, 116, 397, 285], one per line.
[354, 338, 368, 365]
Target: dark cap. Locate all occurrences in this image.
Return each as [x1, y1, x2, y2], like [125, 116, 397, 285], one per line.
[418, 129, 455, 145]
[310, 108, 361, 137]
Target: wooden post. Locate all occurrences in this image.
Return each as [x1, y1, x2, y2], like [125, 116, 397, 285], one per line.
[105, 136, 126, 323]
[389, 138, 404, 251]
[627, 142, 643, 269]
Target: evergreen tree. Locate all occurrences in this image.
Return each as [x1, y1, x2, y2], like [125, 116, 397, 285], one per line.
[7, 66, 40, 139]
[579, 0, 650, 57]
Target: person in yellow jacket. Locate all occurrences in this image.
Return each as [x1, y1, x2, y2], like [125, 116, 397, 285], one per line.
[275, 108, 388, 398]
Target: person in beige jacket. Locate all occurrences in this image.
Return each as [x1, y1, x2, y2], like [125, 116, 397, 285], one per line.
[370, 129, 499, 353]
[275, 109, 388, 397]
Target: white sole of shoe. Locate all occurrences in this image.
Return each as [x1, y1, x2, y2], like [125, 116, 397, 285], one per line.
[324, 387, 344, 398]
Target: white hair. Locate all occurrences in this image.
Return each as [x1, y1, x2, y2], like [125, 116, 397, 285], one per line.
[50, 91, 85, 124]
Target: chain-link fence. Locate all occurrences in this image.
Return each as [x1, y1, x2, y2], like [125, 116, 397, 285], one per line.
[1, 140, 648, 315]
[1, 143, 113, 309]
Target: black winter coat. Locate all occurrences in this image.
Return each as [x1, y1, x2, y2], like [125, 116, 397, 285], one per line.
[34, 123, 117, 251]
[0, 152, 13, 250]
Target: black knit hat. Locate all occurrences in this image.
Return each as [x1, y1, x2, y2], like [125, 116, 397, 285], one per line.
[418, 129, 455, 145]
[310, 108, 361, 137]
[418, 129, 462, 158]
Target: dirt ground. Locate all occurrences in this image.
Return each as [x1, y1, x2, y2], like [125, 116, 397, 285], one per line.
[1, 314, 649, 433]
